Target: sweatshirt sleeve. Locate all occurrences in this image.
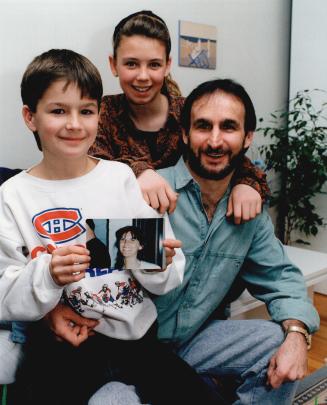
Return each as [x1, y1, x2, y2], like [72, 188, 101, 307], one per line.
[123, 167, 185, 295]
[132, 213, 185, 295]
[0, 203, 63, 321]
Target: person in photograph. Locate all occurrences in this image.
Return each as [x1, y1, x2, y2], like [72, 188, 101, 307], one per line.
[114, 225, 161, 270]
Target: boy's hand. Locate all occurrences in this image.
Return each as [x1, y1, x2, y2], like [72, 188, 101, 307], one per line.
[163, 239, 182, 268]
[44, 303, 98, 347]
[138, 169, 179, 214]
[142, 239, 182, 273]
[226, 184, 262, 225]
[50, 245, 90, 286]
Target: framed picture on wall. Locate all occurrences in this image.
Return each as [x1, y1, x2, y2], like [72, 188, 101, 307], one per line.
[178, 20, 217, 69]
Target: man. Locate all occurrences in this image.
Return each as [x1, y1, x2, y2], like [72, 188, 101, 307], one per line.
[51, 79, 320, 404]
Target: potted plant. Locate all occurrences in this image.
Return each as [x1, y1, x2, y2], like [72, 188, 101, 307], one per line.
[258, 90, 327, 245]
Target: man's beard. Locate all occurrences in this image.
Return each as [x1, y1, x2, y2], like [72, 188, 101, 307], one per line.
[186, 143, 247, 180]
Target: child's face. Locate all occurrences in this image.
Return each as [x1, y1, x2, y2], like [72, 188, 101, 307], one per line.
[23, 80, 99, 162]
[110, 35, 171, 106]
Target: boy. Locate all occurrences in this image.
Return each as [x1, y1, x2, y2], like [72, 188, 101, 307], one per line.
[0, 49, 216, 405]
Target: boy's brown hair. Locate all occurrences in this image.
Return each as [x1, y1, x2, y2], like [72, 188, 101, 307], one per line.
[21, 49, 103, 150]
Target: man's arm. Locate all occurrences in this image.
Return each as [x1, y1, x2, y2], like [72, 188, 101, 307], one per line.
[240, 210, 319, 386]
[241, 210, 320, 334]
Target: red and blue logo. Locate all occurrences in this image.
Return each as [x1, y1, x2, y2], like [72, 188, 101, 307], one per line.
[32, 208, 85, 244]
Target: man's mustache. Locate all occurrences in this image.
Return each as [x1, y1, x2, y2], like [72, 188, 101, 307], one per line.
[202, 146, 230, 155]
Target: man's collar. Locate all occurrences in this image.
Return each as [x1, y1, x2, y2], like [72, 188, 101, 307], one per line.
[173, 157, 196, 190]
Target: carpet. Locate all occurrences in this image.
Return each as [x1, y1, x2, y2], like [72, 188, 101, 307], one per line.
[293, 366, 327, 405]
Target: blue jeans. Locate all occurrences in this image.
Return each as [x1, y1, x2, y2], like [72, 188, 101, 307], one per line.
[89, 319, 299, 405]
[177, 319, 299, 404]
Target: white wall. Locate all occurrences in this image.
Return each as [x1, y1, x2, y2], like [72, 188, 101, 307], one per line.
[289, 0, 327, 256]
[0, 0, 291, 169]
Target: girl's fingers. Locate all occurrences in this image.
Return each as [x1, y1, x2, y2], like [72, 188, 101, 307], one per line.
[148, 191, 160, 210]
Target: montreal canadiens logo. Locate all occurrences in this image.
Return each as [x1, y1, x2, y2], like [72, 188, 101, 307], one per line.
[32, 208, 85, 244]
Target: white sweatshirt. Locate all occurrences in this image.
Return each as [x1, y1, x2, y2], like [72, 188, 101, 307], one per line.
[0, 159, 185, 340]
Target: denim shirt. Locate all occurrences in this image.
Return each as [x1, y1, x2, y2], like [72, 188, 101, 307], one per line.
[0, 321, 27, 343]
[155, 158, 319, 345]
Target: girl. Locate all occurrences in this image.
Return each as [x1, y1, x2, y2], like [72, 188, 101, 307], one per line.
[89, 10, 269, 220]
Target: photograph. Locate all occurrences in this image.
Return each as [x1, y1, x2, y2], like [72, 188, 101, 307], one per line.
[85, 217, 165, 271]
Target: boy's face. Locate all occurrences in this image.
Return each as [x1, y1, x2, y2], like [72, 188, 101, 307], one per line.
[23, 80, 99, 162]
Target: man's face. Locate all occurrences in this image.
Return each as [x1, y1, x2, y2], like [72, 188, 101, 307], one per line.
[183, 91, 253, 180]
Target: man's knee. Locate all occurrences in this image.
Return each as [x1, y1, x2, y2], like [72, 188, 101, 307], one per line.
[178, 319, 285, 372]
[256, 320, 284, 353]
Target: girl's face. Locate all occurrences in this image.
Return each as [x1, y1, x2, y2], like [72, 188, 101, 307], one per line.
[110, 35, 171, 106]
[119, 231, 142, 258]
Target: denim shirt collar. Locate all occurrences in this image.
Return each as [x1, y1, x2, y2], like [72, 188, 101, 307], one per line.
[173, 157, 194, 191]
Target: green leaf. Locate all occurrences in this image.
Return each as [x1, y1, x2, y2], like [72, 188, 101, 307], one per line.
[258, 88, 327, 242]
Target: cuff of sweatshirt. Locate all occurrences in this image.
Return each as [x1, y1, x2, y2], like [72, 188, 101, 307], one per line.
[42, 254, 64, 291]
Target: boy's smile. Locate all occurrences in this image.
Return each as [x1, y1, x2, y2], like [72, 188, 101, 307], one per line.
[23, 80, 99, 170]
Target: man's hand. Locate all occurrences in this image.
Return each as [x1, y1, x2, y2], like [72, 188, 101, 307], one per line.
[44, 303, 99, 347]
[267, 332, 308, 389]
[138, 169, 179, 214]
[50, 245, 90, 286]
[227, 184, 262, 225]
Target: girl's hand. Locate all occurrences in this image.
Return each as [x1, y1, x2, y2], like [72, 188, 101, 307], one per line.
[227, 184, 262, 225]
[50, 245, 90, 286]
[138, 169, 179, 214]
